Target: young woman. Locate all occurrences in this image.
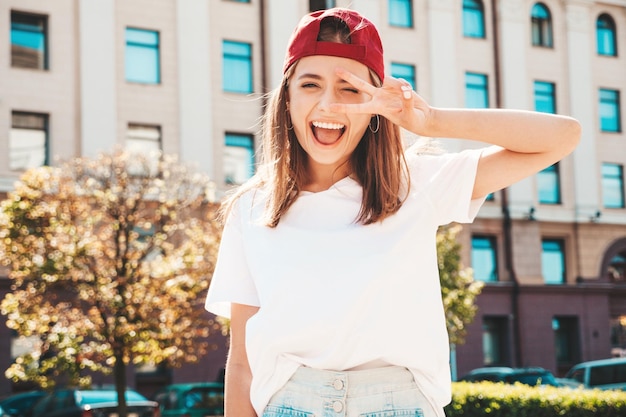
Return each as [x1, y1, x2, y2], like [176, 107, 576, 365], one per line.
[206, 8, 580, 417]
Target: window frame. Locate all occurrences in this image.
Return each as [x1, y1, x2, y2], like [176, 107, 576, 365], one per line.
[465, 72, 489, 109]
[388, 0, 414, 28]
[534, 80, 556, 114]
[541, 238, 566, 285]
[390, 62, 416, 90]
[224, 132, 255, 185]
[602, 163, 625, 209]
[471, 235, 498, 282]
[597, 13, 617, 57]
[10, 10, 48, 70]
[531, 3, 553, 48]
[309, 0, 336, 11]
[463, 0, 486, 39]
[10, 111, 49, 171]
[537, 163, 561, 205]
[222, 40, 254, 94]
[599, 88, 622, 133]
[125, 27, 161, 84]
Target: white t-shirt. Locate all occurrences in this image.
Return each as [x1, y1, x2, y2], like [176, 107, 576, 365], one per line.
[205, 149, 484, 416]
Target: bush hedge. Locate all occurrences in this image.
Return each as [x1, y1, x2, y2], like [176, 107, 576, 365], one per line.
[445, 381, 626, 417]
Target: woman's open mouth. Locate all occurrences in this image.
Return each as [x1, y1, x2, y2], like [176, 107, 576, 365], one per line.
[311, 121, 346, 145]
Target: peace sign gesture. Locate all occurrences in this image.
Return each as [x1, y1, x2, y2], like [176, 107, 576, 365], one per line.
[329, 67, 434, 136]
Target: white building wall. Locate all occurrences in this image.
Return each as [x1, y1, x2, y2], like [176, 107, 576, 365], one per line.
[177, 0, 214, 176]
[79, 0, 117, 157]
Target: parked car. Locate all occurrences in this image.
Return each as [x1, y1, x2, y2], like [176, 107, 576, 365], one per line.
[0, 391, 46, 417]
[26, 388, 159, 417]
[154, 382, 224, 417]
[564, 357, 626, 391]
[458, 367, 561, 387]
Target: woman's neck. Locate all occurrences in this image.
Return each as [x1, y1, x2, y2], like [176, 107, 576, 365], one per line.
[301, 162, 351, 192]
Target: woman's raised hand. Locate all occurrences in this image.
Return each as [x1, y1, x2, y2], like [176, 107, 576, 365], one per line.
[329, 67, 433, 135]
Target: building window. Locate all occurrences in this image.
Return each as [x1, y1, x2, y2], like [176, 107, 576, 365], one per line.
[391, 63, 416, 90]
[597, 13, 617, 57]
[309, 0, 335, 11]
[463, 0, 485, 38]
[553, 317, 580, 372]
[465, 72, 489, 108]
[531, 3, 553, 47]
[600, 89, 621, 132]
[483, 316, 509, 366]
[389, 0, 413, 28]
[537, 163, 560, 204]
[223, 40, 253, 94]
[10, 111, 49, 171]
[542, 239, 565, 284]
[608, 252, 626, 283]
[602, 163, 625, 209]
[534, 81, 556, 114]
[471, 236, 498, 282]
[10, 11, 48, 70]
[125, 28, 160, 84]
[127, 124, 162, 154]
[224, 133, 254, 185]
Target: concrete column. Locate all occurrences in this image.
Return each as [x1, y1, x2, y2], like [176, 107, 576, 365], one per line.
[496, 0, 534, 216]
[79, 0, 117, 156]
[564, 0, 599, 220]
[265, 0, 302, 90]
[426, 0, 459, 108]
[176, 0, 213, 176]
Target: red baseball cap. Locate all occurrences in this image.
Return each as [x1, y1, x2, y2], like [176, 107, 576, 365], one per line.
[283, 8, 385, 82]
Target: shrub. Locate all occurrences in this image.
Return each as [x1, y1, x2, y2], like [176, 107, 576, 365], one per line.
[445, 381, 626, 417]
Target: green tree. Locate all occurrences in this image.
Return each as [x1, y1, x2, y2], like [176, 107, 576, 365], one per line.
[437, 224, 484, 346]
[0, 150, 221, 417]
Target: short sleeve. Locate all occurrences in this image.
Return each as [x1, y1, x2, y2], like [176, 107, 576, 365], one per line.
[408, 149, 485, 225]
[205, 202, 260, 318]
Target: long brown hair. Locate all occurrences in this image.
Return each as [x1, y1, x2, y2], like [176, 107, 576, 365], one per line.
[221, 16, 410, 227]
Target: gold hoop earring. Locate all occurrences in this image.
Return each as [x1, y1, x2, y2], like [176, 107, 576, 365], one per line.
[286, 110, 294, 130]
[369, 114, 380, 134]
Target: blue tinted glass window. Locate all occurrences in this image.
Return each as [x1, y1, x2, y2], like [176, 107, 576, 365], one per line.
[223, 40, 253, 94]
[391, 63, 416, 89]
[542, 239, 565, 284]
[125, 28, 160, 84]
[534, 81, 556, 113]
[602, 163, 625, 209]
[463, 0, 485, 38]
[538, 163, 560, 204]
[600, 89, 621, 132]
[225, 133, 254, 184]
[597, 14, 617, 56]
[471, 236, 498, 282]
[389, 0, 413, 28]
[465, 72, 489, 108]
[531, 3, 553, 47]
[11, 12, 47, 69]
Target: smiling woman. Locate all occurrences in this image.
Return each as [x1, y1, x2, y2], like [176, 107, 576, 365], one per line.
[204, 7, 580, 417]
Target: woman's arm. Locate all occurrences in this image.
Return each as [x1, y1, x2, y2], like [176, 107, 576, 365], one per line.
[225, 303, 260, 417]
[331, 68, 581, 199]
[423, 108, 581, 199]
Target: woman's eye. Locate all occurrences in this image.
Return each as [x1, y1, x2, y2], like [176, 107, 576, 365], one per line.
[343, 88, 359, 94]
[301, 83, 318, 88]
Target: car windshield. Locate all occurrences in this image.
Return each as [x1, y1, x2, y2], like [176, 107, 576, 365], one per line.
[184, 388, 224, 410]
[511, 372, 558, 386]
[77, 390, 147, 405]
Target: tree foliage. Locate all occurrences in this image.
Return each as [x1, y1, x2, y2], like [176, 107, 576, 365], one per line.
[437, 224, 484, 346]
[0, 150, 220, 415]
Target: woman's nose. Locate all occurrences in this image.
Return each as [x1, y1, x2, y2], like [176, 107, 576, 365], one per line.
[317, 88, 337, 112]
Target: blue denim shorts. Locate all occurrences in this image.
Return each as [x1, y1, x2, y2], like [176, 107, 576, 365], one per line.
[262, 366, 444, 417]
